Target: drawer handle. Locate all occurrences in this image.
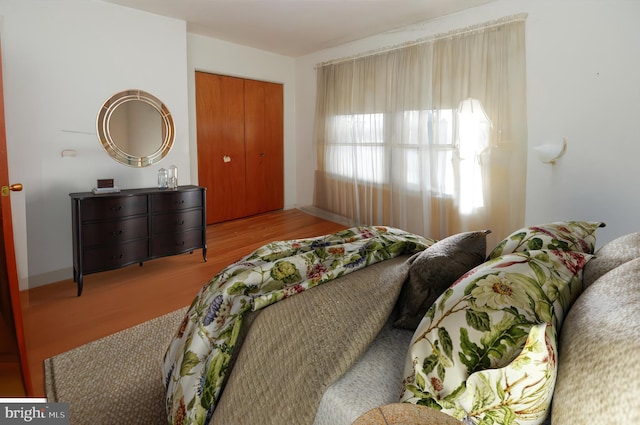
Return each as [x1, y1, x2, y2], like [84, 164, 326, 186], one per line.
[111, 230, 124, 237]
[174, 200, 185, 205]
[174, 220, 185, 225]
[175, 241, 185, 247]
[110, 206, 123, 211]
[111, 253, 124, 259]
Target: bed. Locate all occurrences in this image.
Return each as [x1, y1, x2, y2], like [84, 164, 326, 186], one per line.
[162, 221, 605, 425]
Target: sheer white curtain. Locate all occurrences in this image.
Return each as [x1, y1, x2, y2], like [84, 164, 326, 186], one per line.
[313, 16, 527, 243]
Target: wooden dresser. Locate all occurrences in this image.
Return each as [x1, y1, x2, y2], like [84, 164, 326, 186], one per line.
[69, 185, 207, 296]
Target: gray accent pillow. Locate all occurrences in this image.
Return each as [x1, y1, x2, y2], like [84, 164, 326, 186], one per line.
[582, 232, 640, 289]
[394, 230, 490, 330]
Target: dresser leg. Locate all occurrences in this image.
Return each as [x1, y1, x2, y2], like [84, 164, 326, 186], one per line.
[77, 275, 83, 296]
[202, 245, 208, 262]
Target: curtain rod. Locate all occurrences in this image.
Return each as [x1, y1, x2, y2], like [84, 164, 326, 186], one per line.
[316, 13, 528, 68]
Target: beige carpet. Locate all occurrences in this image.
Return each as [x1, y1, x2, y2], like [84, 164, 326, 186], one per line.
[44, 307, 187, 425]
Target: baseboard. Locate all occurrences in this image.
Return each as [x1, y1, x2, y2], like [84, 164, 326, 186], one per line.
[297, 205, 356, 227]
[26, 268, 73, 290]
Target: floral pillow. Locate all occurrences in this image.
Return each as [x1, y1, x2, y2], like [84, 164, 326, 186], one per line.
[400, 249, 592, 423]
[394, 230, 490, 331]
[457, 322, 558, 425]
[487, 221, 605, 259]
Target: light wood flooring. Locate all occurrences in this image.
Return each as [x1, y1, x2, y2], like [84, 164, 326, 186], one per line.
[14, 209, 345, 398]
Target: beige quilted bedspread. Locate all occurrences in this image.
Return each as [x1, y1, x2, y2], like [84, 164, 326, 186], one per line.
[209, 255, 411, 425]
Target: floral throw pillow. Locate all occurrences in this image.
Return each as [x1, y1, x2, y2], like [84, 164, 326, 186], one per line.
[400, 249, 592, 423]
[457, 322, 558, 425]
[487, 221, 605, 260]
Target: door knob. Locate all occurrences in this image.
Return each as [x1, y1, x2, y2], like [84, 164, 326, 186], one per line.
[1, 183, 23, 197]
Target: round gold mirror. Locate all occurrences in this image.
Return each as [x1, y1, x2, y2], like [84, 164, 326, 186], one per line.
[97, 89, 174, 167]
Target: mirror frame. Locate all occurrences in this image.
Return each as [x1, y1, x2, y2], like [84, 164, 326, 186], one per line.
[97, 89, 175, 167]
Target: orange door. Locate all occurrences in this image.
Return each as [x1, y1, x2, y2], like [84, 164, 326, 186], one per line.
[196, 73, 284, 224]
[196, 72, 246, 224]
[0, 42, 31, 395]
[244, 79, 284, 216]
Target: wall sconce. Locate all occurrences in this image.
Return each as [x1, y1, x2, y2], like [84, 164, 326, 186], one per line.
[534, 137, 567, 164]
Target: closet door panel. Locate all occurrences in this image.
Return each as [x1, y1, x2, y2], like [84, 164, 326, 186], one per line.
[244, 79, 284, 215]
[196, 72, 247, 224]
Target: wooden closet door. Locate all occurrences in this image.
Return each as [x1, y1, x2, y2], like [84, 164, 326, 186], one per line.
[0, 41, 31, 395]
[196, 72, 246, 224]
[244, 79, 284, 216]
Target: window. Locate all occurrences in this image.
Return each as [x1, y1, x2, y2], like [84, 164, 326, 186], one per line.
[326, 113, 385, 184]
[327, 109, 457, 197]
[401, 109, 455, 196]
[313, 16, 527, 239]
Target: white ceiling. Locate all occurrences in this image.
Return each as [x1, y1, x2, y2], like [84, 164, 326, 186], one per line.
[100, 0, 498, 57]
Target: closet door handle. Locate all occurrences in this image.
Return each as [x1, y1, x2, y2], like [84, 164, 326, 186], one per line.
[1, 183, 23, 196]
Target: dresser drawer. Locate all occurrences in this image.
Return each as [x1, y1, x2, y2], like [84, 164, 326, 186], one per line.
[152, 209, 203, 235]
[82, 216, 148, 247]
[151, 228, 203, 257]
[151, 190, 202, 213]
[82, 239, 149, 273]
[81, 195, 147, 221]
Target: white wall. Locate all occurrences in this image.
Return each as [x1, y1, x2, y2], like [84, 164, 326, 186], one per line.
[186, 34, 296, 209]
[0, 0, 189, 289]
[295, 0, 640, 247]
[523, 0, 640, 246]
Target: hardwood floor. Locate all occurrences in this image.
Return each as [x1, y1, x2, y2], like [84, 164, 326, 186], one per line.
[17, 209, 346, 397]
